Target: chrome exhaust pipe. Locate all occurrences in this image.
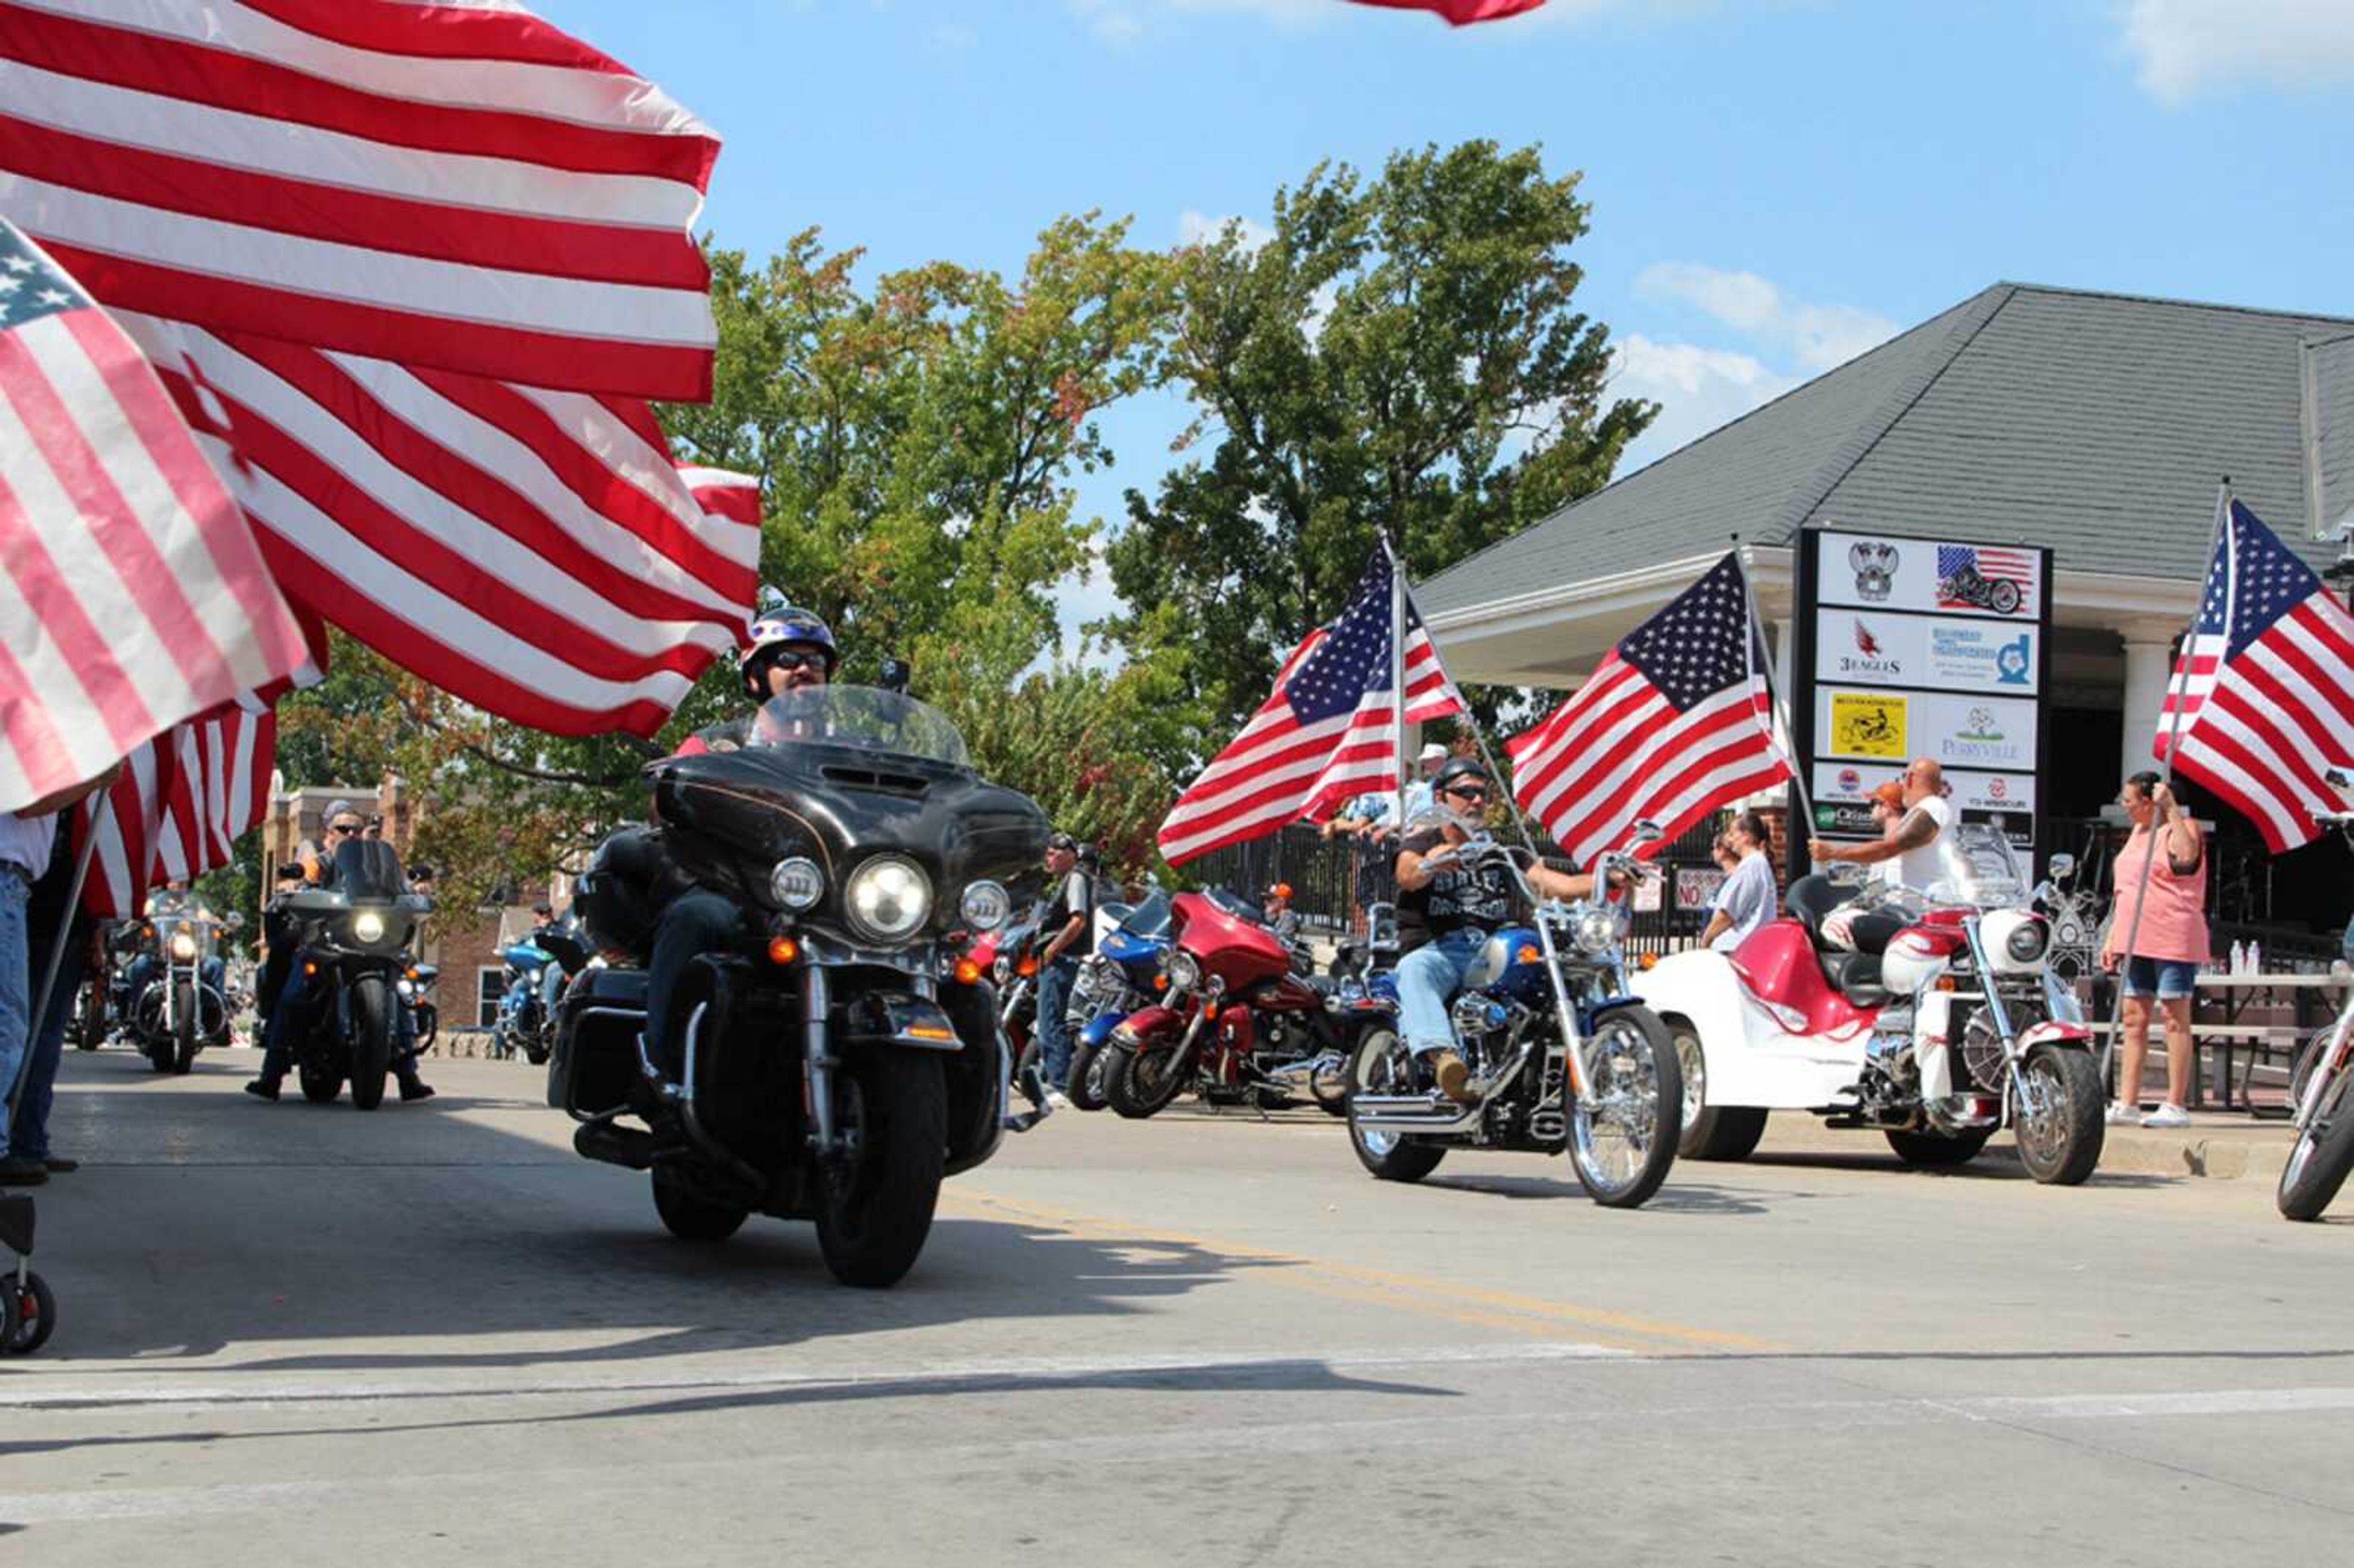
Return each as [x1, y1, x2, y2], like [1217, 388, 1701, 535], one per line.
[1347, 1041, 1537, 1132]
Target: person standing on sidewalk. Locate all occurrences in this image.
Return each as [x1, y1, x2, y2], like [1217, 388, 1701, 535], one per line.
[3, 763, 121, 1186]
[1033, 832, 1095, 1108]
[2101, 771, 2207, 1130]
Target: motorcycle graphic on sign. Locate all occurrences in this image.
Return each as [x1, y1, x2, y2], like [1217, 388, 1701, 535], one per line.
[1830, 692, 1907, 758]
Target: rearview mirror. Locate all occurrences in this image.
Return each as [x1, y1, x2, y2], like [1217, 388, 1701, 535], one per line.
[225, 911, 246, 931]
[2044, 853, 2076, 883]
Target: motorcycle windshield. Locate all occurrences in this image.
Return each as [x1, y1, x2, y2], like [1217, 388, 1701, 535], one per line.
[333, 837, 407, 900]
[1118, 891, 1172, 940]
[747, 685, 970, 769]
[1925, 822, 2029, 908]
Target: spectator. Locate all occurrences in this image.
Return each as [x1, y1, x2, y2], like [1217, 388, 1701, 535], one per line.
[1032, 832, 1094, 1108]
[2, 761, 121, 1186]
[1699, 811, 1777, 953]
[1708, 833, 1737, 875]
[2101, 771, 2206, 1129]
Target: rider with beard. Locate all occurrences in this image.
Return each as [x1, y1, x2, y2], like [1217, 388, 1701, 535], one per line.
[1392, 758, 1613, 1106]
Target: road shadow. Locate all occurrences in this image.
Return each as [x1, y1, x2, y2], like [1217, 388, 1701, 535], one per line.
[1419, 1173, 1780, 1217]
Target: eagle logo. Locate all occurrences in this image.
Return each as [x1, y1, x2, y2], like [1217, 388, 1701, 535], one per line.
[1852, 619, 1884, 658]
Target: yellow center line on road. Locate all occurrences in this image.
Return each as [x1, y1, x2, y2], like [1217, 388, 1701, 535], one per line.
[942, 1188, 1781, 1356]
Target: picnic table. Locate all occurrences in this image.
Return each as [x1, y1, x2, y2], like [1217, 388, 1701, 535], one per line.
[2182, 973, 2347, 1113]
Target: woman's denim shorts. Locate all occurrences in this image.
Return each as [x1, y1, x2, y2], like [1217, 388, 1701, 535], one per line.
[2120, 956, 2199, 1000]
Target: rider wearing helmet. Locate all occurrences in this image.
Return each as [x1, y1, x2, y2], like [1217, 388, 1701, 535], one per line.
[1391, 757, 1610, 1106]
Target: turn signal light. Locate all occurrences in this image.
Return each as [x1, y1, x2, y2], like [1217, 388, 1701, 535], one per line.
[1203, 1003, 1220, 1021]
[1517, 944, 1542, 965]
[1639, 953, 1659, 971]
[1016, 954, 1039, 979]
[766, 935, 801, 965]
[1152, 975, 1168, 991]
[953, 957, 982, 986]
[302, 961, 318, 977]
[1935, 976, 1957, 992]
[906, 1023, 956, 1041]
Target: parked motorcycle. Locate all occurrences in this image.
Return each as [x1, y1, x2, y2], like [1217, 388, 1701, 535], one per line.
[1061, 891, 1173, 1110]
[271, 839, 432, 1109]
[129, 908, 238, 1074]
[492, 927, 590, 1065]
[1343, 826, 1682, 1208]
[550, 684, 1049, 1288]
[1635, 821, 2105, 1184]
[2279, 780, 2354, 1220]
[70, 926, 125, 1051]
[967, 904, 1045, 1106]
[400, 962, 441, 1057]
[1099, 889, 1368, 1120]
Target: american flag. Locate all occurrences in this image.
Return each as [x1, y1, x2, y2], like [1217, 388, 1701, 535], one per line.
[1935, 543, 2036, 613]
[74, 688, 278, 916]
[1509, 552, 1792, 866]
[0, 217, 306, 815]
[2155, 496, 2354, 853]
[1, 1, 760, 737]
[1159, 550, 1465, 866]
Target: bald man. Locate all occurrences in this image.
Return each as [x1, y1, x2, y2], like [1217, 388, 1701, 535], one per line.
[1810, 758, 1968, 953]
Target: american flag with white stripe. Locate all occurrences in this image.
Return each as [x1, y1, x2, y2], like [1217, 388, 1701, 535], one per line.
[1, 1, 760, 737]
[0, 216, 306, 815]
[75, 687, 278, 915]
[1158, 550, 1465, 866]
[2155, 496, 2354, 853]
[1509, 551, 1792, 866]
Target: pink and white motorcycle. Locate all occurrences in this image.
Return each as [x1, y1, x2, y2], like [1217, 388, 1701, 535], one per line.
[1633, 822, 2107, 1184]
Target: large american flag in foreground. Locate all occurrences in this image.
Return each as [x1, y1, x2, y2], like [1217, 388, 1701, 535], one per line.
[2157, 497, 2354, 853]
[75, 688, 277, 916]
[0, 216, 305, 815]
[1, 0, 760, 737]
[1159, 551, 1465, 866]
[1510, 552, 1792, 866]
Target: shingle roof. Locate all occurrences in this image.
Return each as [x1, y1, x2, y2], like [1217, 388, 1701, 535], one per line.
[1417, 282, 2354, 617]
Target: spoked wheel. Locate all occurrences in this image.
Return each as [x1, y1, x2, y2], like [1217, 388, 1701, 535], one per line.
[1989, 579, 2022, 615]
[1308, 1044, 1352, 1117]
[2279, 1060, 2354, 1222]
[815, 1051, 947, 1288]
[4, 1270, 56, 1355]
[348, 975, 393, 1111]
[652, 1170, 748, 1244]
[1344, 1027, 1446, 1183]
[1103, 1039, 1190, 1120]
[1065, 1038, 1111, 1112]
[2013, 1044, 2104, 1185]
[1569, 1007, 1680, 1208]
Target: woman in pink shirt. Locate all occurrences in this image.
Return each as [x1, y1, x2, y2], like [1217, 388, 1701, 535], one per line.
[2100, 771, 2207, 1130]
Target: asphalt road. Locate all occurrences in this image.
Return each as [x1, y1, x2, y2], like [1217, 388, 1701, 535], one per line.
[2, 1048, 2348, 1567]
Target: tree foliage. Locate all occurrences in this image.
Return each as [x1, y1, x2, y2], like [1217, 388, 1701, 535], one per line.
[1106, 140, 1655, 743]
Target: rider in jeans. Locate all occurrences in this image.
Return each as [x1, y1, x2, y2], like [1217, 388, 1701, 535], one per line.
[1032, 832, 1094, 1106]
[1392, 759, 1609, 1106]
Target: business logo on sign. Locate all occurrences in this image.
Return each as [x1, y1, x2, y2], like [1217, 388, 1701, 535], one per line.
[1935, 544, 2033, 616]
[1928, 624, 2035, 688]
[1835, 617, 1905, 679]
[1848, 541, 1898, 602]
[1831, 691, 1907, 758]
[1945, 704, 2028, 766]
[1837, 767, 1861, 793]
[1989, 776, 2008, 800]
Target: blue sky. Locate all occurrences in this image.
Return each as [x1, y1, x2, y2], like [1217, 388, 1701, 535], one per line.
[538, 0, 2354, 644]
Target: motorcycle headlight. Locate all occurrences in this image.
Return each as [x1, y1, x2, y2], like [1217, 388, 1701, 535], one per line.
[1571, 904, 1625, 957]
[960, 880, 1010, 931]
[1164, 949, 1202, 994]
[769, 856, 825, 911]
[2005, 918, 2049, 964]
[397, 979, 416, 1000]
[992, 954, 1013, 985]
[168, 932, 198, 961]
[845, 856, 931, 944]
[352, 910, 386, 944]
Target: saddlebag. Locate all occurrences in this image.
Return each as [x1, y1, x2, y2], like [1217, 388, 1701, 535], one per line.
[547, 966, 649, 1117]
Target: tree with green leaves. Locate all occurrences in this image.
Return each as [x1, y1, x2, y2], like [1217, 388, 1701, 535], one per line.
[1106, 140, 1655, 744]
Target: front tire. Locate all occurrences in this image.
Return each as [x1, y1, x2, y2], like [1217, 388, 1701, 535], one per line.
[1886, 1127, 1993, 1166]
[2013, 1044, 2103, 1185]
[1670, 1025, 1769, 1161]
[3, 1270, 56, 1355]
[1989, 579, 2022, 615]
[815, 1050, 947, 1288]
[2278, 1065, 2354, 1221]
[171, 983, 198, 1074]
[348, 975, 392, 1111]
[1344, 1027, 1447, 1183]
[1571, 1006, 1680, 1208]
[1103, 1038, 1191, 1120]
[652, 1171, 748, 1243]
[1065, 1037, 1110, 1111]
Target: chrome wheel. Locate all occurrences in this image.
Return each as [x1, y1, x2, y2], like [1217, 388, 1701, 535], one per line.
[1570, 1008, 1681, 1209]
[1350, 1030, 1416, 1159]
[1674, 1028, 1705, 1137]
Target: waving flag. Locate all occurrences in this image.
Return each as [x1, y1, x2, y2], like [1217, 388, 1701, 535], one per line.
[75, 688, 278, 916]
[0, 218, 305, 815]
[2156, 497, 2354, 853]
[1, 1, 758, 737]
[1349, 1, 1550, 22]
[1159, 551, 1465, 866]
[1510, 552, 1792, 866]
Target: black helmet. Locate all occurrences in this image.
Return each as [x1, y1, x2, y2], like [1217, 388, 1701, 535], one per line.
[740, 606, 839, 699]
[1432, 757, 1491, 796]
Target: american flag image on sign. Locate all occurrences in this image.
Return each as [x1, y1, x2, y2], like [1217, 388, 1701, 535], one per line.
[0, 216, 306, 814]
[2156, 497, 2354, 853]
[1509, 552, 1793, 867]
[1159, 550, 1465, 866]
[1935, 543, 2036, 615]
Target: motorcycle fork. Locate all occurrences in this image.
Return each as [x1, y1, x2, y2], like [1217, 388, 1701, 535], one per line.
[802, 965, 844, 1156]
[1960, 924, 2035, 1119]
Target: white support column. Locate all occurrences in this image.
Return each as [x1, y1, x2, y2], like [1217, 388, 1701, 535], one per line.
[2119, 625, 2176, 780]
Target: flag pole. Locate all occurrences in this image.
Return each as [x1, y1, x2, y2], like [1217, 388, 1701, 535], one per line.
[6, 792, 110, 1124]
[2101, 479, 2233, 1092]
[1385, 533, 1409, 829]
[1733, 534, 1813, 846]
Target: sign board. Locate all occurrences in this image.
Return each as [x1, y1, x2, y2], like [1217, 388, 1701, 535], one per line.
[1793, 529, 2051, 873]
[1674, 866, 1727, 914]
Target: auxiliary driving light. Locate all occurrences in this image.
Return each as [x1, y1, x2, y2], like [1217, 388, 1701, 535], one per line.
[959, 880, 1010, 931]
[769, 856, 824, 911]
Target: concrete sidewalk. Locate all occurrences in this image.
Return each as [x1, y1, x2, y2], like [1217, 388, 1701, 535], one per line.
[1745, 1106, 2298, 1182]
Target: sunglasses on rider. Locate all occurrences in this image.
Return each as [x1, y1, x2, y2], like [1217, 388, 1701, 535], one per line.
[1443, 785, 1490, 804]
[761, 649, 828, 674]
[327, 821, 360, 837]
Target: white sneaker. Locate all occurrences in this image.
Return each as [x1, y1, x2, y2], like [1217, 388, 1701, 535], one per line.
[2105, 1101, 2143, 1125]
[1045, 1089, 1073, 1111]
[2140, 1103, 2190, 1129]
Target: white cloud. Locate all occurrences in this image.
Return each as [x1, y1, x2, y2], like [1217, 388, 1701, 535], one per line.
[1609, 333, 1798, 472]
[1634, 261, 1896, 373]
[1178, 209, 1276, 251]
[2119, 0, 2354, 104]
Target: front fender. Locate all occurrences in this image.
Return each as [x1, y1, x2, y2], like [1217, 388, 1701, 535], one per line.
[1112, 1005, 1186, 1052]
[1079, 1009, 1128, 1049]
[2019, 1020, 2094, 1051]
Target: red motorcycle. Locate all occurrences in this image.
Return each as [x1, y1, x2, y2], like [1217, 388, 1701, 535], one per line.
[1099, 890, 1371, 1119]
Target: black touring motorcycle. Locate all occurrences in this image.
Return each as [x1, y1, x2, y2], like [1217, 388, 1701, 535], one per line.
[272, 839, 432, 1109]
[552, 685, 1051, 1288]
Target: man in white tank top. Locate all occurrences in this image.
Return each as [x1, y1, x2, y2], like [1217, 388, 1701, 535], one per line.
[1811, 759, 1968, 951]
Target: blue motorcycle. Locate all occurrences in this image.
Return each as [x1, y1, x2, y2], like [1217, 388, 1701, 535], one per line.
[491, 928, 589, 1066]
[1060, 892, 1173, 1109]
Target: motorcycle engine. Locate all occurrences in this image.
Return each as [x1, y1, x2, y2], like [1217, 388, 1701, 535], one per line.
[1450, 993, 1512, 1074]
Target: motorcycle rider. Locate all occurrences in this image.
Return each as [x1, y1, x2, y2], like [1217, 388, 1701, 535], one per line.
[641, 607, 837, 1086]
[245, 800, 435, 1103]
[123, 880, 227, 1026]
[1808, 758, 1967, 952]
[1392, 758, 1613, 1106]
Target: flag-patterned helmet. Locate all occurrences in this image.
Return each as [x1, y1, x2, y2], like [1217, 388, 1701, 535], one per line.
[740, 606, 837, 698]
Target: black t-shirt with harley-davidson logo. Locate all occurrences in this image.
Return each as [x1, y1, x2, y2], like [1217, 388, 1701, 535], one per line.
[1394, 826, 1539, 953]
